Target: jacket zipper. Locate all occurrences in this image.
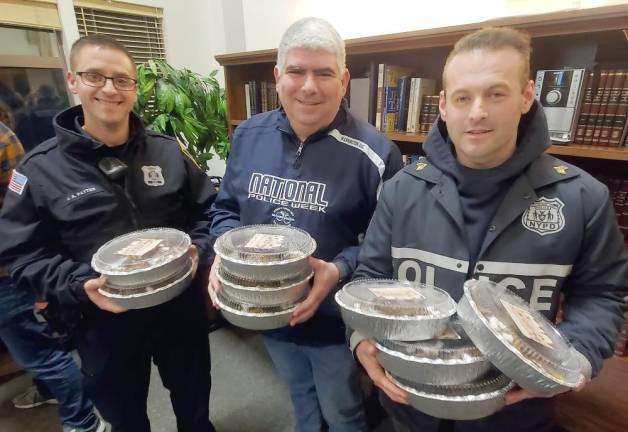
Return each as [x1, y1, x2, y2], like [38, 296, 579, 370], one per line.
[294, 141, 305, 168]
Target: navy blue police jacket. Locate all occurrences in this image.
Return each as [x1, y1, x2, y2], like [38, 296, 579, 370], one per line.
[0, 105, 217, 315]
[210, 103, 403, 345]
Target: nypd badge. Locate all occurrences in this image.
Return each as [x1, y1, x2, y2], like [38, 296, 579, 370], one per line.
[416, 162, 427, 171]
[521, 196, 565, 236]
[141, 166, 165, 186]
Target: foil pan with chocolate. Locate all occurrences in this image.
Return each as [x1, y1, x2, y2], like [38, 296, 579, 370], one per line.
[376, 322, 491, 386]
[457, 279, 585, 394]
[214, 225, 316, 282]
[335, 279, 456, 341]
[388, 369, 514, 420]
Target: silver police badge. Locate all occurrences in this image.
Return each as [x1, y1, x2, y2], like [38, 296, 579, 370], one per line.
[141, 166, 165, 186]
[521, 196, 565, 236]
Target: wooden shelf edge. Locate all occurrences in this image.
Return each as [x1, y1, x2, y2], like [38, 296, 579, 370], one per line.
[386, 134, 628, 161]
[546, 144, 628, 161]
[386, 132, 428, 143]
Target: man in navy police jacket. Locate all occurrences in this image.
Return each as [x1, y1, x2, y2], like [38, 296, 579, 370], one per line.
[351, 27, 628, 432]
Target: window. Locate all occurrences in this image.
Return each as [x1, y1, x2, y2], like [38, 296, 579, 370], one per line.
[74, 1, 165, 65]
[0, 25, 69, 151]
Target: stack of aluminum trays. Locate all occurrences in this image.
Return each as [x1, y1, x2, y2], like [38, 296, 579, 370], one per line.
[387, 369, 514, 420]
[457, 279, 585, 395]
[336, 279, 456, 341]
[375, 322, 492, 386]
[335, 278, 516, 420]
[213, 225, 316, 330]
[92, 228, 193, 309]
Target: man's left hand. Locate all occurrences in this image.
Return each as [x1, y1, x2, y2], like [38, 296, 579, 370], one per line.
[505, 379, 586, 406]
[290, 257, 339, 326]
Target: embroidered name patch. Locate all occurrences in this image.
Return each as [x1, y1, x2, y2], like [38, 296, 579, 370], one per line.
[8, 170, 28, 195]
[521, 196, 565, 236]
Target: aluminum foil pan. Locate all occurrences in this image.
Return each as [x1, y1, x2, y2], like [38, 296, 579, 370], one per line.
[388, 370, 514, 420]
[217, 265, 312, 306]
[98, 258, 193, 309]
[335, 279, 456, 341]
[92, 228, 190, 287]
[214, 225, 316, 282]
[214, 291, 301, 331]
[376, 322, 491, 385]
[457, 279, 585, 394]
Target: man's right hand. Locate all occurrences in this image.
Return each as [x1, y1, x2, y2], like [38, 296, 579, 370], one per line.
[207, 255, 222, 308]
[355, 339, 409, 405]
[84, 276, 127, 313]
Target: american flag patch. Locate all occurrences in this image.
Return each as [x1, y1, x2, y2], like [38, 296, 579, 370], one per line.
[8, 170, 28, 195]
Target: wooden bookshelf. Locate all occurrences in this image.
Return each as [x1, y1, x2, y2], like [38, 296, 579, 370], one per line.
[216, 4, 628, 166]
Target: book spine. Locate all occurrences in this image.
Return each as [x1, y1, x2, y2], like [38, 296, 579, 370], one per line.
[600, 70, 626, 146]
[244, 83, 251, 119]
[574, 71, 594, 144]
[407, 78, 418, 133]
[367, 61, 378, 125]
[592, 70, 617, 145]
[375, 64, 385, 131]
[610, 70, 628, 147]
[583, 69, 608, 145]
[396, 76, 411, 132]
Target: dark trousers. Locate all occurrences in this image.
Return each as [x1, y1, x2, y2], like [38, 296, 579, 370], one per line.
[76, 285, 214, 432]
[380, 391, 556, 432]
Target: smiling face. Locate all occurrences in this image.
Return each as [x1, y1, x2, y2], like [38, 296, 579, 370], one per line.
[439, 47, 534, 169]
[67, 44, 137, 133]
[274, 47, 349, 141]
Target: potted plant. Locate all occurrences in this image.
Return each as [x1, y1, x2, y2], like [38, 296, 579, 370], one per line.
[134, 60, 229, 171]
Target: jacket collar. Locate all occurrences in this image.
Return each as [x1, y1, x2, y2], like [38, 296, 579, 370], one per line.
[276, 99, 349, 143]
[53, 105, 146, 158]
[404, 153, 580, 190]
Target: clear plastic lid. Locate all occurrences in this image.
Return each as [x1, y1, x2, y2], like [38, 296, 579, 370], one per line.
[92, 228, 190, 275]
[463, 279, 583, 385]
[378, 321, 484, 362]
[214, 225, 316, 264]
[338, 279, 456, 319]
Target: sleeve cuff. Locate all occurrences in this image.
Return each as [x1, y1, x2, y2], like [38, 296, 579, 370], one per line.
[333, 260, 350, 284]
[349, 330, 368, 354]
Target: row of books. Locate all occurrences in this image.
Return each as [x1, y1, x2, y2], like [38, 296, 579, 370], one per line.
[574, 69, 628, 147]
[348, 64, 440, 135]
[244, 81, 279, 119]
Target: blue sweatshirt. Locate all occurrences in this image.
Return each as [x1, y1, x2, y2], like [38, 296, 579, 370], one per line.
[210, 103, 402, 344]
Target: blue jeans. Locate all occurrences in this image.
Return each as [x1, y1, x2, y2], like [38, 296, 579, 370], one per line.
[0, 277, 99, 429]
[263, 336, 367, 432]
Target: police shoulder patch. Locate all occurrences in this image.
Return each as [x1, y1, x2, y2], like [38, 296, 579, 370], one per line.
[521, 196, 565, 236]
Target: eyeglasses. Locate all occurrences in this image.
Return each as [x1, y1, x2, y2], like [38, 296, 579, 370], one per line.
[76, 71, 137, 91]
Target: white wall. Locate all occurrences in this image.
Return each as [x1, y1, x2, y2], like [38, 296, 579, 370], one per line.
[237, 0, 628, 52]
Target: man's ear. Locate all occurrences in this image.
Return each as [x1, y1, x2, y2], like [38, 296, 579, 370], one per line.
[438, 90, 447, 121]
[67, 71, 79, 95]
[521, 79, 535, 114]
[340, 68, 350, 96]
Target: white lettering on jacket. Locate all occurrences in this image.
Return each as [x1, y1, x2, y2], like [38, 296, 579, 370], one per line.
[248, 173, 328, 213]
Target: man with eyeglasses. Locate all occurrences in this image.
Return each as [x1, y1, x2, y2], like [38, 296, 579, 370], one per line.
[0, 35, 217, 432]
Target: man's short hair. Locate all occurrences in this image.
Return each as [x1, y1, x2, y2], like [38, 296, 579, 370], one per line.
[277, 17, 346, 74]
[70, 34, 136, 71]
[443, 27, 531, 91]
